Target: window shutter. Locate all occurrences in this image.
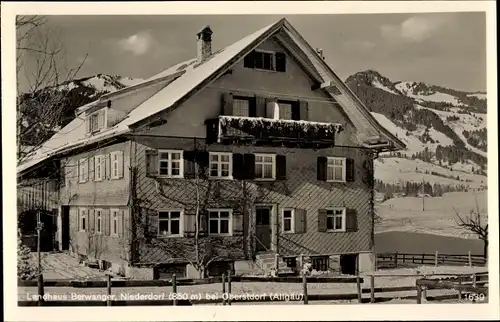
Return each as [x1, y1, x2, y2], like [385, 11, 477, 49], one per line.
[89, 209, 95, 233]
[199, 210, 208, 236]
[299, 100, 309, 121]
[243, 153, 255, 179]
[118, 210, 124, 237]
[346, 158, 355, 182]
[104, 154, 111, 180]
[100, 155, 106, 179]
[232, 153, 244, 180]
[276, 155, 287, 180]
[291, 101, 300, 121]
[85, 116, 91, 133]
[118, 151, 124, 178]
[243, 51, 255, 68]
[84, 159, 89, 182]
[104, 209, 110, 236]
[256, 96, 267, 117]
[222, 92, 234, 115]
[318, 209, 327, 232]
[184, 213, 196, 237]
[98, 110, 105, 129]
[146, 212, 158, 240]
[197, 151, 209, 179]
[265, 99, 275, 118]
[145, 150, 159, 176]
[345, 208, 358, 232]
[248, 97, 257, 117]
[89, 157, 95, 181]
[317, 157, 327, 181]
[275, 52, 286, 72]
[183, 151, 197, 179]
[294, 209, 307, 233]
[232, 211, 244, 236]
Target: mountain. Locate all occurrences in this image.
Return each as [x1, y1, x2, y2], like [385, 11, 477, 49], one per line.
[345, 70, 487, 197]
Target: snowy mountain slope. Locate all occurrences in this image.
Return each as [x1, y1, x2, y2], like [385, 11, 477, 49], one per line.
[56, 74, 144, 97]
[346, 70, 487, 190]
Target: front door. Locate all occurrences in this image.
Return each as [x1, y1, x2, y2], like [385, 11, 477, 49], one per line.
[255, 207, 271, 252]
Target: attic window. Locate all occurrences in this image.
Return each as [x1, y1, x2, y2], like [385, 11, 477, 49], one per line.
[244, 50, 286, 72]
[86, 109, 106, 134]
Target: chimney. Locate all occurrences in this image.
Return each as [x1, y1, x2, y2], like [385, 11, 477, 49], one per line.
[316, 48, 325, 60]
[197, 26, 213, 62]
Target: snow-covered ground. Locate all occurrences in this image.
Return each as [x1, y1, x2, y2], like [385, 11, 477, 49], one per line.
[372, 79, 400, 95]
[375, 157, 487, 188]
[376, 191, 487, 239]
[467, 93, 487, 100]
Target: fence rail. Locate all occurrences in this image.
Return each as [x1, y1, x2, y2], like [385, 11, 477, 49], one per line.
[376, 252, 487, 269]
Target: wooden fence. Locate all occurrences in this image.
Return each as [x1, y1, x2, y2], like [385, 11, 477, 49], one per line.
[416, 272, 489, 303]
[18, 271, 488, 306]
[376, 251, 487, 269]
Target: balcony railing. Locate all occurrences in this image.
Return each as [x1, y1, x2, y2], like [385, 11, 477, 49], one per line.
[206, 116, 343, 146]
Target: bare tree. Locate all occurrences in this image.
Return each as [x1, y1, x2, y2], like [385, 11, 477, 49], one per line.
[454, 195, 488, 260]
[16, 15, 88, 163]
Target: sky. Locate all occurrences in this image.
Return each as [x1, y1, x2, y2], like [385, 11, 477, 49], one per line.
[19, 12, 487, 92]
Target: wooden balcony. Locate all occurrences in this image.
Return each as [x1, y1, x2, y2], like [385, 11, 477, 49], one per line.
[205, 116, 343, 147]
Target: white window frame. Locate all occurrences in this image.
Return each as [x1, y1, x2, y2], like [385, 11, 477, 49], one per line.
[326, 157, 347, 182]
[208, 209, 233, 236]
[254, 49, 276, 71]
[94, 155, 104, 181]
[78, 158, 88, 183]
[95, 208, 103, 234]
[158, 150, 184, 178]
[111, 208, 120, 237]
[79, 208, 87, 232]
[87, 108, 107, 133]
[209, 152, 233, 179]
[157, 209, 184, 238]
[326, 207, 346, 232]
[281, 208, 295, 234]
[110, 151, 123, 180]
[254, 153, 276, 181]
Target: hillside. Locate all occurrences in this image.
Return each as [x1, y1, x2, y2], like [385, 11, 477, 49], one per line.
[345, 70, 488, 195]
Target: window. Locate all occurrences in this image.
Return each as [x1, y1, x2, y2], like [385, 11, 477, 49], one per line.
[255, 154, 275, 180]
[311, 256, 329, 272]
[79, 208, 87, 231]
[326, 208, 346, 232]
[111, 209, 119, 236]
[278, 102, 293, 120]
[94, 155, 104, 181]
[159, 150, 183, 178]
[86, 109, 105, 134]
[95, 209, 103, 233]
[158, 210, 183, 237]
[209, 152, 232, 179]
[110, 151, 124, 179]
[254, 50, 274, 71]
[78, 158, 88, 183]
[327, 157, 346, 182]
[208, 209, 232, 236]
[233, 97, 250, 117]
[282, 208, 295, 233]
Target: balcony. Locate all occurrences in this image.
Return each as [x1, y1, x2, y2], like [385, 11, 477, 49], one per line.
[205, 116, 343, 147]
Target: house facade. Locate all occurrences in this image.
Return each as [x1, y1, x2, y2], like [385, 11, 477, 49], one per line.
[17, 18, 405, 279]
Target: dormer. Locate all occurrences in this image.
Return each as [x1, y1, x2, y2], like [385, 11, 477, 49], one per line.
[84, 102, 109, 135]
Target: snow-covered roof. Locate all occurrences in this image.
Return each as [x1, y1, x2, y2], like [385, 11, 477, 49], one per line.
[18, 17, 405, 175]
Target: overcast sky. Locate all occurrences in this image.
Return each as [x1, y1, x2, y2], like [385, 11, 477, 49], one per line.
[20, 12, 486, 92]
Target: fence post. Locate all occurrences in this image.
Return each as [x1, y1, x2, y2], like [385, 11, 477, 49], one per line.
[394, 251, 398, 268]
[172, 274, 177, 306]
[356, 275, 362, 303]
[227, 270, 232, 306]
[106, 274, 112, 306]
[468, 251, 472, 267]
[416, 282, 422, 304]
[370, 275, 375, 303]
[421, 253, 425, 264]
[222, 273, 226, 306]
[457, 279, 462, 301]
[472, 273, 477, 288]
[37, 273, 45, 306]
[302, 274, 308, 304]
[435, 251, 438, 267]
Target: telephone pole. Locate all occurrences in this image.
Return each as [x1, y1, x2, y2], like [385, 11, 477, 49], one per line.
[36, 210, 43, 275]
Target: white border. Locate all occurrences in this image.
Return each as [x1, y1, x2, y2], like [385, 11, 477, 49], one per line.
[3, 1, 498, 321]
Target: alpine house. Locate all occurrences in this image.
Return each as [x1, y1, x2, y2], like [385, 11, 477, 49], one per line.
[17, 18, 406, 279]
